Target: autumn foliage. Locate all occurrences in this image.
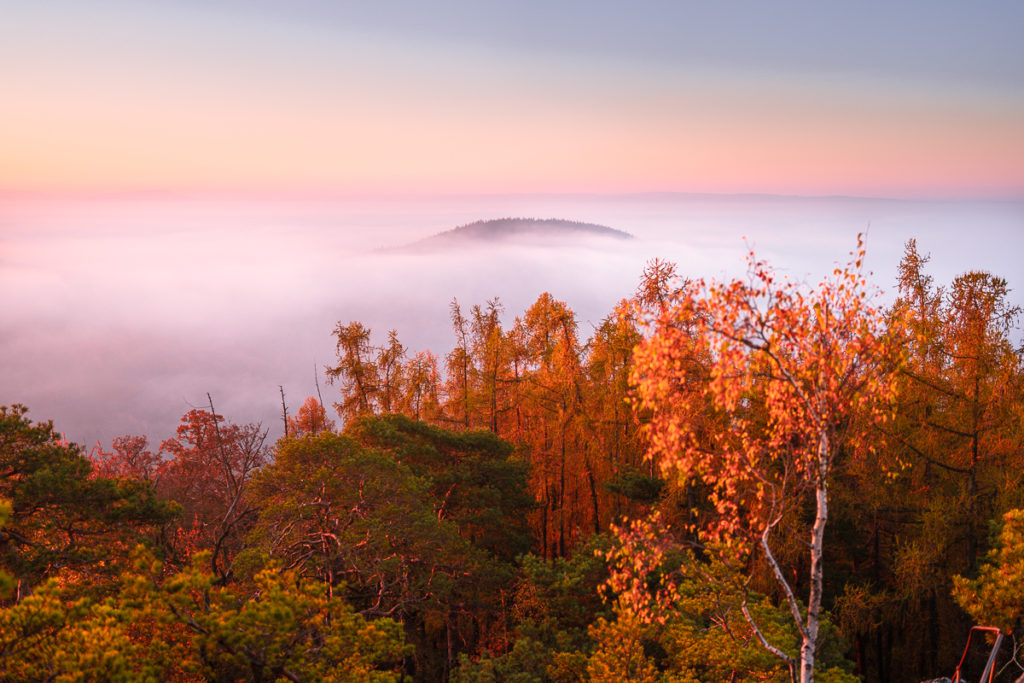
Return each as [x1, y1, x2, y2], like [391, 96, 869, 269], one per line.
[1, 236, 1022, 682]
[628, 236, 905, 681]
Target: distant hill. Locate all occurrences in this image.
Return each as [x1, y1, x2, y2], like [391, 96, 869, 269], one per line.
[389, 217, 633, 252]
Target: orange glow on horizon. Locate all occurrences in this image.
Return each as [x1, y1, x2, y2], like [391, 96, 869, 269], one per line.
[3, 53, 1022, 200]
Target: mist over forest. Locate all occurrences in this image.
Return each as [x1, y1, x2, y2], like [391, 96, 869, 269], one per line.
[3, 193, 1022, 448]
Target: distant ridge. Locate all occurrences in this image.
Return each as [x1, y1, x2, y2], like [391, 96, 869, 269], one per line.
[390, 217, 633, 252]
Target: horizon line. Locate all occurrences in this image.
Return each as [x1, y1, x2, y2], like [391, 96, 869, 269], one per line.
[3, 186, 1023, 204]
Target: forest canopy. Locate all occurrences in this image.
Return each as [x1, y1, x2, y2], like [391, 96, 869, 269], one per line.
[1, 238, 1022, 683]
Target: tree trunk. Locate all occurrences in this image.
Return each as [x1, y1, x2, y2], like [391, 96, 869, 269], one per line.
[586, 457, 601, 535]
[558, 423, 567, 557]
[801, 436, 830, 682]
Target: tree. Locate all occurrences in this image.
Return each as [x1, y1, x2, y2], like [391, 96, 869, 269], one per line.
[515, 292, 590, 558]
[376, 329, 407, 415]
[345, 415, 537, 675]
[470, 298, 508, 434]
[327, 321, 380, 424]
[599, 513, 858, 682]
[831, 241, 1024, 679]
[344, 414, 534, 564]
[90, 435, 161, 482]
[953, 508, 1024, 638]
[0, 575, 167, 682]
[249, 431, 490, 680]
[401, 351, 442, 423]
[0, 404, 174, 595]
[157, 407, 268, 579]
[0, 544, 407, 682]
[630, 237, 904, 681]
[453, 534, 612, 683]
[583, 301, 646, 525]
[445, 300, 474, 429]
[150, 551, 407, 682]
[888, 242, 1023, 564]
[286, 396, 336, 437]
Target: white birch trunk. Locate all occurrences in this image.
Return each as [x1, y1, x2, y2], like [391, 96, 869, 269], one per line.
[801, 432, 830, 682]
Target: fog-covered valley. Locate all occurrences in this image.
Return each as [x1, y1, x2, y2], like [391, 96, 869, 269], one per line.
[3, 192, 1021, 447]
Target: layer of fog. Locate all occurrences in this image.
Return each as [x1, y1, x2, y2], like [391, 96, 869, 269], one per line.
[2, 193, 1021, 448]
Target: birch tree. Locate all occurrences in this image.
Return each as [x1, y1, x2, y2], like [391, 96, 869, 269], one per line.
[629, 237, 904, 682]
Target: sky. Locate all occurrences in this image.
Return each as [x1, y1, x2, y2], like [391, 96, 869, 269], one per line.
[3, 0, 1023, 198]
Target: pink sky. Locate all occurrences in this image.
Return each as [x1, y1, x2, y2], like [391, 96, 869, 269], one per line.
[2, 2, 1023, 199]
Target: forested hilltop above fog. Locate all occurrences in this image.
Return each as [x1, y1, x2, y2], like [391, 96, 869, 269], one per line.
[388, 217, 634, 251]
[1, 238, 1023, 682]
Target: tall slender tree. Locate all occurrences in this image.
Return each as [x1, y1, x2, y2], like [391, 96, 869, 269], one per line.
[471, 298, 507, 434]
[402, 351, 443, 423]
[445, 300, 474, 429]
[517, 293, 587, 557]
[328, 321, 380, 424]
[376, 329, 407, 415]
[630, 238, 905, 682]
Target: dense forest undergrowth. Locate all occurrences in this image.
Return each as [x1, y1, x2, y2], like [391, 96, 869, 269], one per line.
[2, 238, 1023, 682]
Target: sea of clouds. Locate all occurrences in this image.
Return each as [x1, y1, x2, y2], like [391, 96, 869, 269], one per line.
[2, 193, 1021, 447]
